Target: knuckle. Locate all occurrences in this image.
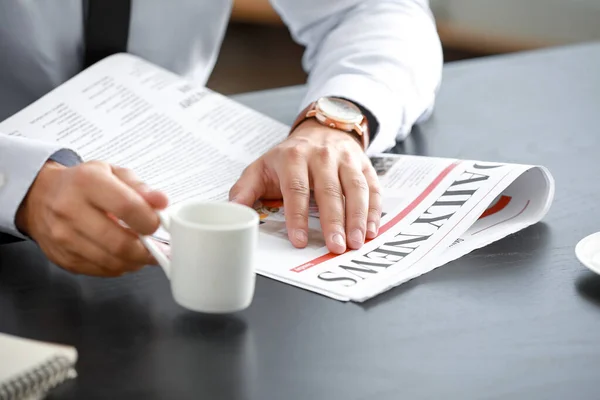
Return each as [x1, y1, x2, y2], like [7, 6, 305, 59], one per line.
[85, 160, 106, 167]
[49, 224, 71, 245]
[350, 208, 368, 221]
[368, 206, 382, 218]
[323, 182, 343, 199]
[114, 165, 133, 177]
[282, 144, 306, 162]
[287, 177, 310, 196]
[326, 215, 345, 227]
[49, 196, 73, 218]
[289, 210, 308, 222]
[370, 195, 383, 211]
[368, 199, 382, 217]
[73, 161, 105, 184]
[363, 163, 378, 178]
[370, 184, 383, 201]
[315, 145, 333, 163]
[349, 176, 368, 191]
[339, 149, 354, 165]
[367, 176, 383, 195]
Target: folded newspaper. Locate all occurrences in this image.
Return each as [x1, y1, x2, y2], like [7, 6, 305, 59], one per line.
[0, 54, 555, 302]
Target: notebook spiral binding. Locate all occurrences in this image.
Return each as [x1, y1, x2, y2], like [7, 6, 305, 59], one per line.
[0, 356, 77, 400]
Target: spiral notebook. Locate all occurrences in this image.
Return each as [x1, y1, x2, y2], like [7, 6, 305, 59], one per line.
[0, 333, 77, 400]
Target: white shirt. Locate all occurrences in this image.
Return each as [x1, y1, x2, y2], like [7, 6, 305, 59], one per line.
[0, 0, 442, 237]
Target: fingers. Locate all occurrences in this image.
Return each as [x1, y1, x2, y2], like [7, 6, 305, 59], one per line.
[29, 161, 163, 278]
[227, 136, 380, 256]
[73, 205, 155, 266]
[339, 162, 369, 250]
[41, 213, 148, 277]
[311, 147, 347, 254]
[277, 149, 310, 248]
[76, 163, 159, 235]
[363, 164, 383, 239]
[39, 243, 112, 277]
[229, 161, 266, 207]
[66, 237, 146, 277]
[112, 166, 169, 210]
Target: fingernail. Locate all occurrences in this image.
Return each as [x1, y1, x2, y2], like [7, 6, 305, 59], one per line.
[349, 229, 364, 248]
[332, 233, 345, 248]
[139, 183, 152, 193]
[367, 222, 378, 238]
[294, 229, 307, 244]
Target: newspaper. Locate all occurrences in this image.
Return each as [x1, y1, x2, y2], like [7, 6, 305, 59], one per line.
[0, 54, 555, 302]
[254, 155, 553, 301]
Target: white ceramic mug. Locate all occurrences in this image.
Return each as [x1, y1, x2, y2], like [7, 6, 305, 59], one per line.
[140, 201, 259, 313]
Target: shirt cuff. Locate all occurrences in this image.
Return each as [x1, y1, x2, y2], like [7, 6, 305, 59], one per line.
[302, 73, 418, 155]
[49, 148, 83, 167]
[0, 135, 81, 239]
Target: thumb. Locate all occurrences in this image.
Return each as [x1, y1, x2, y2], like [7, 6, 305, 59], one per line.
[111, 166, 169, 210]
[229, 162, 266, 207]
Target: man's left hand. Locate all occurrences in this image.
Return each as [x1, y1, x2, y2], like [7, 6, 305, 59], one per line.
[229, 119, 382, 254]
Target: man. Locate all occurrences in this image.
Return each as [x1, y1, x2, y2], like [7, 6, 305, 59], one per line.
[0, 1, 442, 277]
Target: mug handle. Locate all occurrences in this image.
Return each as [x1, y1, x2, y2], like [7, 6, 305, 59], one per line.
[139, 211, 172, 279]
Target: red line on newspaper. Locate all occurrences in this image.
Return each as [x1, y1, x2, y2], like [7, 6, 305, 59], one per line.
[291, 161, 461, 273]
[406, 170, 513, 268]
[478, 195, 512, 219]
[471, 200, 530, 235]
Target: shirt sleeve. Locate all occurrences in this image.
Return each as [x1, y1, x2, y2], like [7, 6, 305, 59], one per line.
[269, 0, 443, 154]
[0, 134, 81, 238]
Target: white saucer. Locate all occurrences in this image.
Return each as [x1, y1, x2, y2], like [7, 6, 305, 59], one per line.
[575, 232, 600, 275]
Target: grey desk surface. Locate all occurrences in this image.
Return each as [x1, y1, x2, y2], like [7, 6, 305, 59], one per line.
[2, 42, 600, 400]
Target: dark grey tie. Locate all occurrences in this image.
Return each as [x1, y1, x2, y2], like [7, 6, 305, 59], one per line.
[84, 0, 132, 68]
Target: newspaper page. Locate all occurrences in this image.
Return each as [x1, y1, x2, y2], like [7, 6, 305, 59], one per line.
[0, 53, 288, 209]
[0, 54, 555, 302]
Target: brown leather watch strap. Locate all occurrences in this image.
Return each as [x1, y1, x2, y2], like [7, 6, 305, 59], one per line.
[289, 102, 315, 133]
[289, 101, 369, 151]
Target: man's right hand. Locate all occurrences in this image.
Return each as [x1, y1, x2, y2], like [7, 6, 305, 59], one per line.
[16, 160, 168, 277]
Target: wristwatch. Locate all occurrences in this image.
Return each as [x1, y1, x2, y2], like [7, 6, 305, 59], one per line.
[290, 97, 369, 150]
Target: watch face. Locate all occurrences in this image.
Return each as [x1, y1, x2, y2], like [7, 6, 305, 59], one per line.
[317, 97, 362, 123]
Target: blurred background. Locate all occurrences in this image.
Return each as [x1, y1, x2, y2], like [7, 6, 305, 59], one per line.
[207, 0, 600, 94]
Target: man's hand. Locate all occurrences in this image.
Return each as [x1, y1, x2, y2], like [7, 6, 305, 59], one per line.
[16, 161, 168, 277]
[229, 120, 382, 254]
